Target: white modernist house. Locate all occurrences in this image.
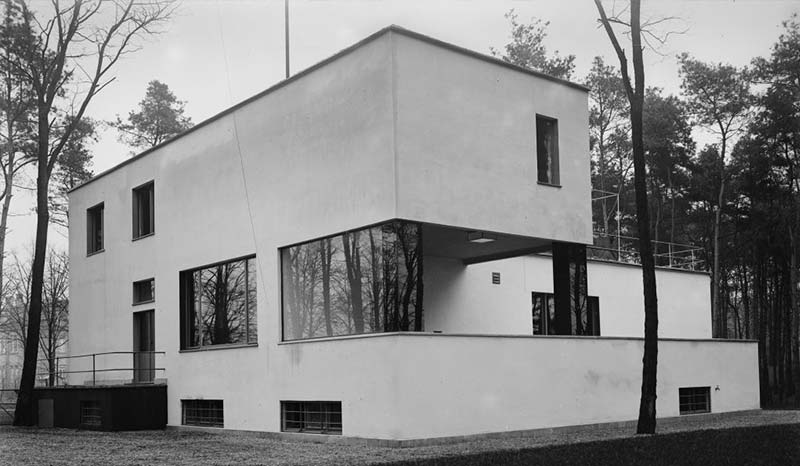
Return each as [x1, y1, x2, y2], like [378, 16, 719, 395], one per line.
[67, 26, 759, 441]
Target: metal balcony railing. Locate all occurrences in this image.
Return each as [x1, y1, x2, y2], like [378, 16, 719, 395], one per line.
[589, 231, 705, 271]
[54, 351, 166, 387]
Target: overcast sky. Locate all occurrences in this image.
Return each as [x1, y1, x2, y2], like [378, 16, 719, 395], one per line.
[9, 0, 800, 254]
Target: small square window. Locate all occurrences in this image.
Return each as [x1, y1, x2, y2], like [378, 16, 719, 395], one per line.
[132, 181, 154, 239]
[133, 278, 155, 305]
[87, 203, 104, 254]
[679, 386, 711, 415]
[536, 115, 559, 185]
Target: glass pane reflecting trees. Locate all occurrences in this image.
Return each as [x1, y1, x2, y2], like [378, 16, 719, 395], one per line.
[181, 256, 257, 348]
[282, 221, 422, 340]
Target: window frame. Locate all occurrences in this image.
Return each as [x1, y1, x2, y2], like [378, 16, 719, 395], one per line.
[132, 278, 155, 305]
[281, 400, 342, 435]
[535, 114, 560, 186]
[179, 254, 258, 351]
[679, 386, 711, 415]
[531, 291, 600, 336]
[279, 220, 423, 342]
[132, 181, 155, 240]
[181, 399, 224, 427]
[86, 202, 105, 256]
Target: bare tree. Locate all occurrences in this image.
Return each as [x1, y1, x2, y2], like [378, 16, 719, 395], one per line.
[0, 249, 67, 387]
[8, 0, 175, 426]
[594, 0, 659, 434]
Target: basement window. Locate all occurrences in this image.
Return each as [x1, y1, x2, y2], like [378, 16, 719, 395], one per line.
[133, 278, 155, 305]
[86, 203, 104, 254]
[132, 181, 154, 239]
[182, 399, 223, 427]
[281, 401, 342, 435]
[536, 115, 559, 185]
[80, 400, 102, 428]
[679, 387, 711, 415]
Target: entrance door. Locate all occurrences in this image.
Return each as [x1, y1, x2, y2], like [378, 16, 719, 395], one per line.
[133, 310, 155, 383]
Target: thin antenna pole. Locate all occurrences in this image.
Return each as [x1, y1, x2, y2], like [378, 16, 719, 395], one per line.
[284, 0, 290, 78]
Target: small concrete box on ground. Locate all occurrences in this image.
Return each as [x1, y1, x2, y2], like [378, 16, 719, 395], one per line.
[33, 385, 166, 431]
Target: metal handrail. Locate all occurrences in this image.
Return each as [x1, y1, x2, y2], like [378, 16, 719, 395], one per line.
[58, 350, 165, 360]
[54, 351, 166, 387]
[590, 231, 705, 271]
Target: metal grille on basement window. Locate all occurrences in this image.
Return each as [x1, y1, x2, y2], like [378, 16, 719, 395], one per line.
[679, 387, 711, 414]
[80, 400, 102, 427]
[281, 401, 342, 434]
[181, 399, 224, 427]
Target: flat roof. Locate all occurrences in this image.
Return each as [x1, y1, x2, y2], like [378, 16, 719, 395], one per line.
[70, 25, 589, 194]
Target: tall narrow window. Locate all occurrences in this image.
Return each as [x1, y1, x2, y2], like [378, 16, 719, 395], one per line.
[180, 256, 257, 349]
[87, 203, 104, 254]
[132, 181, 154, 239]
[536, 115, 559, 185]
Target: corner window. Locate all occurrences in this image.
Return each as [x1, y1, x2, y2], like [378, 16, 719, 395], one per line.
[281, 401, 342, 435]
[86, 203, 104, 254]
[536, 115, 559, 185]
[180, 256, 257, 349]
[182, 399, 223, 427]
[281, 220, 423, 341]
[133, 278, 155, 305]
[532, 292, 599, 336]
[132, 181, 154, 239]
[679, 387, 711, 415]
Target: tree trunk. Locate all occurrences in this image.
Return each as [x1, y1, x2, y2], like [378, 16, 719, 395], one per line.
[595, 0, 659, 434]
[320, 239, 333, 336]
[713, 135, 727, 338]
[628, 0, 659, 435]
[213, 265, 230, 344]
[13, 120, 50, 425]
[342, 233, 364, 333]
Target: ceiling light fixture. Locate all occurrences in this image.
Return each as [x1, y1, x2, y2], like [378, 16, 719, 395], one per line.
[467, 231, 497, 243]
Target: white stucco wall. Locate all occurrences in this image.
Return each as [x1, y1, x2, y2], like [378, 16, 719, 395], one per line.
[67, 28, 750, 439]
[394, 34, 592, 244]
[279, 334, 758, 440]
[424, 254, 712, 339]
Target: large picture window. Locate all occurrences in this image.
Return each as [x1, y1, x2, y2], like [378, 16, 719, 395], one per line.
[180, 256, 257, 349]
[281, 220, 423, 341]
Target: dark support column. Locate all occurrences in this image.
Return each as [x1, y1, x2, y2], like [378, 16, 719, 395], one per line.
[552, 242, 588, 335]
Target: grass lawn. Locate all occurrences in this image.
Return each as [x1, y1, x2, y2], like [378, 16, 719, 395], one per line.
[1, 414, 799, 466]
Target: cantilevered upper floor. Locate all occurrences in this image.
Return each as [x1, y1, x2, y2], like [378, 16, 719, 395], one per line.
[69, 25, 592, 252]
